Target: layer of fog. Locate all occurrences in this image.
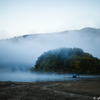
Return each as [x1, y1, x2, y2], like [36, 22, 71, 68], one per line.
[0, 28, 100, 72]
[0, 72, 100, 82]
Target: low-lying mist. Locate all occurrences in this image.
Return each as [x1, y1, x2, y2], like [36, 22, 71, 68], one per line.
[0, 72, 71, 82]
[0, 72, 100, 82]
[0, 28, 100, 76]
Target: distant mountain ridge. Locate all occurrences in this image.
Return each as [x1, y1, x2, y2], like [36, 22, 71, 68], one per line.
[18, 27, 100, 38]
[0, 27, 100, 41]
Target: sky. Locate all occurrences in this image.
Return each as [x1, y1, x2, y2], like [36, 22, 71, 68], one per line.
[0, 0, 100, 39]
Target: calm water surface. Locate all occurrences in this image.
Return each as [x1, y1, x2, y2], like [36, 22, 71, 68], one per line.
[0, 72, 100, 82]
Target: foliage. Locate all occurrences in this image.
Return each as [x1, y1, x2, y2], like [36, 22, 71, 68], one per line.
[32, 48, 100, 74]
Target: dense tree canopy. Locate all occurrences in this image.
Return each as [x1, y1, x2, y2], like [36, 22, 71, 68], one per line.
[32, 48, 100, 74]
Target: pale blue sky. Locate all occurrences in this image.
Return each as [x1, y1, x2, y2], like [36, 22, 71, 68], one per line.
[0, 0, 100, 39]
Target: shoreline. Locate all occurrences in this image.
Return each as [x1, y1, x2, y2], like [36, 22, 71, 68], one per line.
[0, 80, 100, 100]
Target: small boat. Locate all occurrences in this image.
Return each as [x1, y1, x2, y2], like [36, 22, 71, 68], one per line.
[72, 74, 80, 78]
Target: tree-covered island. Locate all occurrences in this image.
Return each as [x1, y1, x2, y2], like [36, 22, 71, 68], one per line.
[30, 48, 100, 74]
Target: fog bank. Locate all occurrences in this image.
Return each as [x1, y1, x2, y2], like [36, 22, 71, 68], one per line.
[0, 28, 100, 72]
[0, 72, 71, 82]
[0, 72, 100, 82]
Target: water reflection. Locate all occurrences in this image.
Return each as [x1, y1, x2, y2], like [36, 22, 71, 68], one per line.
[72, 78, 76, 81]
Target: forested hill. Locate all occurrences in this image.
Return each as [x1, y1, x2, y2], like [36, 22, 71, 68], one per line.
[33, 48, 100, 74]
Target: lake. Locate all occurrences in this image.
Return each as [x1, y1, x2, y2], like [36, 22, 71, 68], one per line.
[0, 72, 100, 82]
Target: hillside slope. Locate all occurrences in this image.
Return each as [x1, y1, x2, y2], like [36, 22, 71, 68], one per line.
[34, 48, 100, 74]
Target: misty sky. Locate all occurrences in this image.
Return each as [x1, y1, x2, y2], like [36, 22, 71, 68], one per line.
[0, 0, 100, 39]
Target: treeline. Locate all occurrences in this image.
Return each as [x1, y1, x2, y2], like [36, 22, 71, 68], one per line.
[31, 48, 100, 74]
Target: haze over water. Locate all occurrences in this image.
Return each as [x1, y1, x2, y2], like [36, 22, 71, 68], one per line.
[0, 72, 100, 82]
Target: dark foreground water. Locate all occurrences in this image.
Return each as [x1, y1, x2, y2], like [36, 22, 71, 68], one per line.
[0, 72, 100, 82]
